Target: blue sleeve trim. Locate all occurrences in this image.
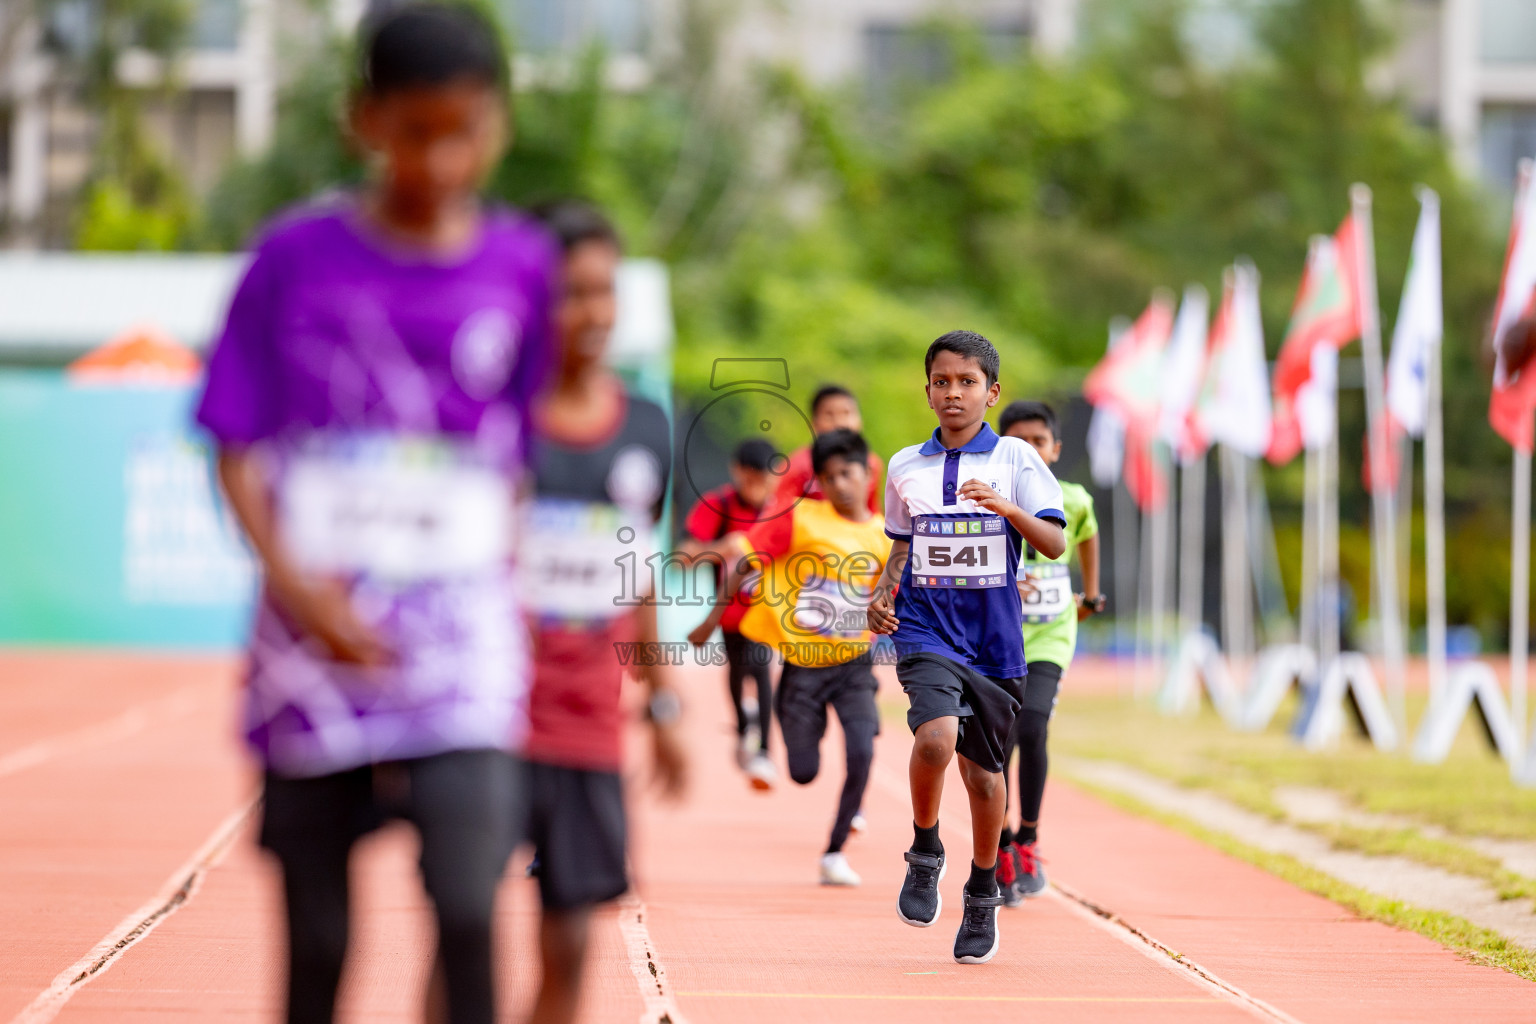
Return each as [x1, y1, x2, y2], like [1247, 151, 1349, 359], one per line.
[885, 528, 912, 541]
[1036, 508, 1067, 528]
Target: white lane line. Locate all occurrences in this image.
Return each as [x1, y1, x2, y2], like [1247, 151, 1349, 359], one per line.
[1046, 882, 1307, 1024]
[616, 892, 691, 1024]
[8, 797, 258, 1024]
[867, 763, 1301, 1023]
[0, 686, 205, 780]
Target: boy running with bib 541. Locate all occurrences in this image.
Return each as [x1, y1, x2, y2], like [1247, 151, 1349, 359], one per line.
[869, 331, 1065, 965]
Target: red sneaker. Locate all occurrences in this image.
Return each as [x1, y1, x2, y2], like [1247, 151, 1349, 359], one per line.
[1011, 841, 1047, 899]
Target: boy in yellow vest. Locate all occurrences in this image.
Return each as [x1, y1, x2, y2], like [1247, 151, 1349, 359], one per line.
[690, 429, 887, 885]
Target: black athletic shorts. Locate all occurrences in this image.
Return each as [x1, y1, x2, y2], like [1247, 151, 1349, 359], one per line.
[259, 748, 516, 863]
[778, 653, 880, 742]
[896, 651, 1023, 773]
[515, 758, 628, 912]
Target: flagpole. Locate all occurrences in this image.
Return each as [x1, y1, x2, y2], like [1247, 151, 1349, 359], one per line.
[1220, 445, 1252, 669]
[1323, 403, 1341, 675]
[1149, 441, 1175, 687]
[1421, 187, 1449, 711]
[1300, 443, 1319, 656]
[1180, 450, 1207, 639]
[1113, 475, 1137, 694]
[1513, 449, 1531, 752]
[1352, 183, 1408, 734]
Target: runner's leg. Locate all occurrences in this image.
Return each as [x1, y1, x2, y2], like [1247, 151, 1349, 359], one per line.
[826, 674, 877, 854]
[410, 750, 515, 1024]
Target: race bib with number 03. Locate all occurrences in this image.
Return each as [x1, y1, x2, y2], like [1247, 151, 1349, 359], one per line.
[909, 514, 1010, 589]
[279, 437, 513, 585]
[518, 499, 650, 623]
[1021, 562, 1072, 624]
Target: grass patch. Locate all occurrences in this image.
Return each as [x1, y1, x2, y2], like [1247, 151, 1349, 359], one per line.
[1068, 776, 1536, 982]
[1052, 692, 1536, 842]
[1303, 822, 1536, 907]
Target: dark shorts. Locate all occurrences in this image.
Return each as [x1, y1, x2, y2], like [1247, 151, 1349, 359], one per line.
[778, 653, 880, 743]
[1020, 661, 1064, 718]
[516, 758, 628, 912]
[259, 748, 516, 861]
[897, 652, 1022, 773]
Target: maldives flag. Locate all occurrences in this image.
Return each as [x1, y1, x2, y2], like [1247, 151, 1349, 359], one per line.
[1267, 218, 1363, 465]
[1084, 294, 1176, 509]
[1190, 261, 1272, 460]
[1489, 168, 1536, 453]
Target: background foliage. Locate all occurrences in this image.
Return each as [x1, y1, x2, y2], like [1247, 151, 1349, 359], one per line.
[72, 0, 1522, 638]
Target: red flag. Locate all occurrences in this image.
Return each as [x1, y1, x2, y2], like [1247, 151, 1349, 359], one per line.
[1084, 295, 1175, 511]
[1123, 430, 1169, 512]
[1083, 295, 1176, 438]
[1490, 167, 1536, 453]
[1267, 217, 1362, 465]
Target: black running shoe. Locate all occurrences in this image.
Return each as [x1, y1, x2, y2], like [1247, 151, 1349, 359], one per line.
[953, 886, 1003, 964]
[1011, 840, 1047, 899]
[896, 849, 946, 927]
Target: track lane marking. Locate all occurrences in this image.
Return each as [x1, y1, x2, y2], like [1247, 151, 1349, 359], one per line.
[867, 762, 1302, 1024]
[676, 991, 1224, 1002]
[0, 685, 206, 780]
[616, 892, 691, 1024]
[8, 797, 258, 1024]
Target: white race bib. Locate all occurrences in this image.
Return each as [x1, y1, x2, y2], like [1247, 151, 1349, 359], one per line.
[518, 499, 646, 621]
[789, 574, 871, 640]
[280, 440, 512, 584]
[910, 514, 1010, 589]
[1021, 563, 1072, 624]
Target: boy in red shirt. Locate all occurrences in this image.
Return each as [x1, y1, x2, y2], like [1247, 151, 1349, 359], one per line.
[683, 440, 779, 786]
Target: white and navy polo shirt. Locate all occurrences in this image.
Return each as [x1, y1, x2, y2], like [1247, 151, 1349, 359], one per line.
[884, 423, 1066, 678]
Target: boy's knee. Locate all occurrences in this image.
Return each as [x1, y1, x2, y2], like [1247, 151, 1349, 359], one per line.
[788, 758, 820, 786]
[912, 720, 955, 766]
[913, 734, 950, 766]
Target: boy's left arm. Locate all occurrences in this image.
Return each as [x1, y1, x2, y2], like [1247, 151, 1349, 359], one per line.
[958, 480, 1066, 559]
[636, 597, 688, 799]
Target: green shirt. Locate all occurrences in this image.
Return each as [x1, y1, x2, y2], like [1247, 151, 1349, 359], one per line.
[1019, 481, 1098, 669]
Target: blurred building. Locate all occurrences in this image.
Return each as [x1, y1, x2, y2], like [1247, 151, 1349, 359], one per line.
[1415, 0, 1536, 193]
[0, 0, 296, 246]
[2, 0, 1534, 248]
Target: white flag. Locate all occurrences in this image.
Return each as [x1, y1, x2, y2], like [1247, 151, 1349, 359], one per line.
[1087, 318, 1129, 487]
[1194, 261, 1272, 459]
[1297, 345, 1338, 450]
[1386, 190, 1442, 437]
[1158, 284, 1210, 463]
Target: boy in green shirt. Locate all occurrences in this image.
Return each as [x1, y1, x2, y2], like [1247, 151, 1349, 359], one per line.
[995, 401, 1103, 904]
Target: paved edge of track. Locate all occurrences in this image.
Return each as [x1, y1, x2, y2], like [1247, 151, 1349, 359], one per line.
[7, 797, 258, 1024]
[864, 761, 1279, 1023]
[615, 893, 691, 1024]
[1045, 882, 1305, 1024]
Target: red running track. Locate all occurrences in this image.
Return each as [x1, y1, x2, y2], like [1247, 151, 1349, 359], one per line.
[1, 651, 1533, 1023]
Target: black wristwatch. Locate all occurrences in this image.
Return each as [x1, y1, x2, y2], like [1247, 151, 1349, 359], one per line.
[1078, 593, 1107, 615]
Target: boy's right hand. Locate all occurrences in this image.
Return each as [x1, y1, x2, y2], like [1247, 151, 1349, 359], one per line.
[867, 585, 899, 634]
[277, 575, 394, 668]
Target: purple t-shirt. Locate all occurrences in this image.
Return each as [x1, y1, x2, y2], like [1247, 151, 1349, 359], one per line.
[195, 200, 557, 778]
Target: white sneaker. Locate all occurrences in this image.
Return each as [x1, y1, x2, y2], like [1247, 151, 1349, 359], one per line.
[820, 852, 861, 887]
[736, 725, 762, 769]
[745, 752, 777, 791]
[849, 812, 868, 836]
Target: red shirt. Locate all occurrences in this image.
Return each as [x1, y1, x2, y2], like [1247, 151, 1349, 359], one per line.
[684, 484, 763, 631]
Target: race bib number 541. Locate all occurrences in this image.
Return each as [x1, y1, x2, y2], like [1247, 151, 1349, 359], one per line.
[910, 514, 1009, 589]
